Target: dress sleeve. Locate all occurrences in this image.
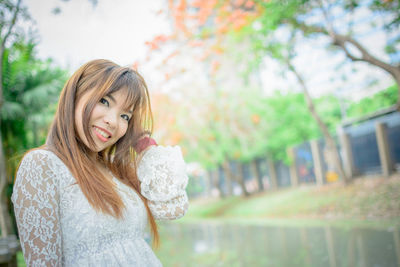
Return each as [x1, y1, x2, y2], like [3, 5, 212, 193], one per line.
[137, 146, 189, 220]
[11, 150, 62, 266]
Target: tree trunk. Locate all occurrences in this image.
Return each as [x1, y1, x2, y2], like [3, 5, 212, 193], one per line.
[250, 159, 264, 192]
[287, 60, 350, 184]
[212, 169, 225, 198]
[204, 170, 213, 197]
[221, 161, 233, 196]
[237, 162, 250, 197]
[0, 131, 13, 237]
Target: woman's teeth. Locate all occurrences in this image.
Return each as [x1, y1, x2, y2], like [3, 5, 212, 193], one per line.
[94, 127, 110, 138]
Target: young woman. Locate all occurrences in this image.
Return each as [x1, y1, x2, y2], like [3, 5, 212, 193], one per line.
[11, 59, 189, 266]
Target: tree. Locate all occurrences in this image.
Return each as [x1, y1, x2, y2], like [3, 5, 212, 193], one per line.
[2, 40, 67, 179]
[199, 0, 399, 104]
[0, 39, 67, 237]
[155, 0, 400, 183]
[347, 84, 398, 118]
[165, 0, 399, 101]
[154, 1, 344, 183]
[0, 0, 27, 237]
[0, 1, 67, 236]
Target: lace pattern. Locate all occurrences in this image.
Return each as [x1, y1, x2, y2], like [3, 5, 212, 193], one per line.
[137, 146, 189, 220]
[12, 150, 62, 267]
[12, 146, 189, 266]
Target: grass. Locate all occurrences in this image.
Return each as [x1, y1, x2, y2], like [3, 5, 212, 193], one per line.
[181, 174, 400, 229]
[17, 251, 25, 267]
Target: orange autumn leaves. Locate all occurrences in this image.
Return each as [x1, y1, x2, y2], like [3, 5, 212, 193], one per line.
[144, 0, 263, 153]
[145, 0, 260, 77]
[213, 0, 257, 34]
[145, 0, 258, 48]
[144, 34, 170, 51]
[151, 92, 183, 145]
[187, 0, 257, 34]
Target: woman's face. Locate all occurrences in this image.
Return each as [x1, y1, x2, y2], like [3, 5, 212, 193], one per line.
[74, 88, 133, 153]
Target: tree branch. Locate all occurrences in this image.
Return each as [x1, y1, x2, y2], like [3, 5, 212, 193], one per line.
[333, 33, 400, 76]
[292, 19, 400, 79]
[317, 0, 335, 38]
[1, 0, 22, 51]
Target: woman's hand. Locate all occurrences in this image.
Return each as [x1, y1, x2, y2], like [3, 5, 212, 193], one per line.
[135, 135, 157, 163]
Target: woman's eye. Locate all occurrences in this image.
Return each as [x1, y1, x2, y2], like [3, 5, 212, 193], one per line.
[100, 98, 109, 106]
[121, 114, 130, 121]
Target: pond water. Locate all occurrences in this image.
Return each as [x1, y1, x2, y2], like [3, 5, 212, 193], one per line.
[155, 222, 400, 267]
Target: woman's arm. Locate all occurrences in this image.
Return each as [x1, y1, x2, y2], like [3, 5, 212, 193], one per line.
[12, 150, 62, 266]
[137, 145, 189, 220]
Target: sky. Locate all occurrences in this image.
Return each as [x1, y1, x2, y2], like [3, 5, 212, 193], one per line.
[25, 0, 395, 102]
[26, 0, 169, 71]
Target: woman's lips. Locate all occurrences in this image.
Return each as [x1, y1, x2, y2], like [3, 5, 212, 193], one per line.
[93, 126, 112, 142]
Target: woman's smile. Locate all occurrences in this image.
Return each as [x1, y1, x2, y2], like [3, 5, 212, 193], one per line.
[93, 126, 112, 142]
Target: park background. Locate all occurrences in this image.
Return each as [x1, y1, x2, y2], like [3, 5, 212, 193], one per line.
[1, 0, 400, 266]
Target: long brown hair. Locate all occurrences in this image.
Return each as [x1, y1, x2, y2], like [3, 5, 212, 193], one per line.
[46, 59, 159, 246]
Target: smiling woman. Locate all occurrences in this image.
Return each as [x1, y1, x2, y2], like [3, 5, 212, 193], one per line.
[11, 59, 189, 266]
[75, 88, 132, 153]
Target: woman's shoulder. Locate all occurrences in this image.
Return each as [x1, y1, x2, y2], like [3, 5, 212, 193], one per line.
[19, 148, 67, 171]
[15, 148, 75, 189]
[13, 148, 67, 205]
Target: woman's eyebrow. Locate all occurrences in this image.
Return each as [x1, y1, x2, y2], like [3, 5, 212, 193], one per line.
[106, 94, 116, 103]
[106, 94, 133, 113]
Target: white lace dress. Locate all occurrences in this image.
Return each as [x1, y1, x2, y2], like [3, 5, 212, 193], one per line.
[11, 146, 189, 266]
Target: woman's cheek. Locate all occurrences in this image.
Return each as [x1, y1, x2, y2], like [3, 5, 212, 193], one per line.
[119, 124, 129, 139]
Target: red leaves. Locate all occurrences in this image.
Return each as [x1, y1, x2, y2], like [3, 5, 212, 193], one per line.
[245, 1, 255, 8]
[145, 0, 262, 81]
[169, 0, 190, 35]
[171, 132, 183, 144]
[163, 50, 180, 64]
[214, 1, 258, 34]
[251, 114, 260, 124]
[211, 60, 221, 74]
[164, 0, 260, 41]
[145, 34, 171, 51]
[193, 0, 218, 26]
[188, 40, 204, 47]
[230, 9, 248, 31]
[198, 51, 211, 61]
[211, 44, 224, 54]
[131, 61, 139, 70]
[234, 0, 246, 6]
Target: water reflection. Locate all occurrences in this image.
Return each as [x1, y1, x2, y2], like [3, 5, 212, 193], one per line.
[156, 222, 400, 267]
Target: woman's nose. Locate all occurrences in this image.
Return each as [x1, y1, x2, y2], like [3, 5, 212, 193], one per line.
[103, 111, 118, 128]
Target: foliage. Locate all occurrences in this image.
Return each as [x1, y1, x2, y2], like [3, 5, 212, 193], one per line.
[245, 90, 316, 161]
[153, 82, 395, 168]
[347, 84, 398, 118]
[149, 0, 398, 169]
[161, 86, 344, 168]
[154, 0, 399, 93]
[1, 40, 67, 181]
